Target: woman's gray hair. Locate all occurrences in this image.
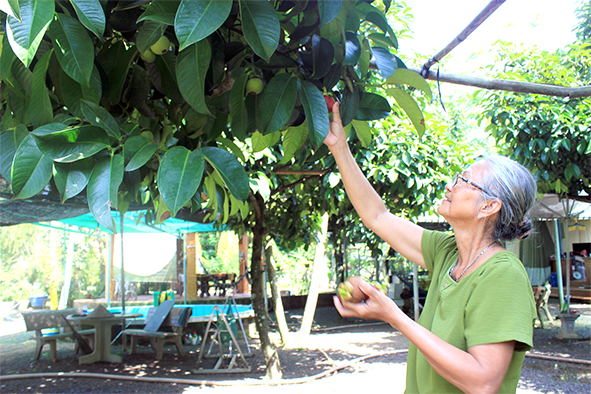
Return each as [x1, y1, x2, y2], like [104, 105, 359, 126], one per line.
[476, 154, 537, 241]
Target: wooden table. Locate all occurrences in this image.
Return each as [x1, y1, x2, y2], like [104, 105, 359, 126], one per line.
[67, 313, 142, 364]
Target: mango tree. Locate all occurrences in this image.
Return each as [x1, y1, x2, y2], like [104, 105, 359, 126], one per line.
[0, 0, 430, 377]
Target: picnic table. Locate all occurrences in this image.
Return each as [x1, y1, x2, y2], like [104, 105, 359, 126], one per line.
[67, 312, 141, 364]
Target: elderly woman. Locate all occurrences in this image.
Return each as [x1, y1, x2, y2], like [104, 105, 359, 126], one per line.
[325, 103, 537, 394]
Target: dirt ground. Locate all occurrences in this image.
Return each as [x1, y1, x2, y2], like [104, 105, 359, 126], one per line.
[0, 298, 589, 394]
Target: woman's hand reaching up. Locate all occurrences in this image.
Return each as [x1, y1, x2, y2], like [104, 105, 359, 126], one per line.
[324, 101, 347, 149]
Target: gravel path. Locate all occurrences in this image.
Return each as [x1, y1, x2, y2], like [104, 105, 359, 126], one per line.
[0, 298, 589, 393]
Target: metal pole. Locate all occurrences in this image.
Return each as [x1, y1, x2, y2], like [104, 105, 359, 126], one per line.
[564, 216, 572, 313]
[120, 213, 125, 314]
[107, 234, 112, 308]
[553, 219, 565, 311]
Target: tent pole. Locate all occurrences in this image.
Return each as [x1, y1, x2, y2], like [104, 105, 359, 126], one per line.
[107, 234, 112, 308]
[58, 226, 75, 310]
[120, 213, 125, 314]
[564, 197, 573, 313]
[183, 234, 187, 305]
[553, 219, 565, 312]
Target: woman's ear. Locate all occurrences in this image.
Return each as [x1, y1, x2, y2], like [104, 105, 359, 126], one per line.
[479, 198, 502, 219]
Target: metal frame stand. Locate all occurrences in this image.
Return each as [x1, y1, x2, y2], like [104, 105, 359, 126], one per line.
[192, 297, 252, 373]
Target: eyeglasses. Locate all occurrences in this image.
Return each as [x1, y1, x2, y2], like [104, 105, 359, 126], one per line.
[452, 173, 492, 196]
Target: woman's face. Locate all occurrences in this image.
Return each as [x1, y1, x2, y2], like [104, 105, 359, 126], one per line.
[437, 161, 490, 223]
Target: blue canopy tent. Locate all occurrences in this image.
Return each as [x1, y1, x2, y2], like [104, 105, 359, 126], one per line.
[52, 211, 225, 312]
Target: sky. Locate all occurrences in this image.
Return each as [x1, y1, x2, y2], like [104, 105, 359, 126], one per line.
[400, 0, 580, 76]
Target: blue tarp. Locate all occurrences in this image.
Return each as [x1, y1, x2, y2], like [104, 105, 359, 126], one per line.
[59, 211, 223, 235]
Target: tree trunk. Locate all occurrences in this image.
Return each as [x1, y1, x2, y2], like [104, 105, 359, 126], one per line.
[330, 216, 347, 284]
[297, 213, 329, 342]
[265, 244, 290, 346]
[249, 193, 282, 379]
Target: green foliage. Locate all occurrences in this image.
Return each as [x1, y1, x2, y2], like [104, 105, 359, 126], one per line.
[0, 224, 105, 303]
[480, 42, 591, 197]
[574, 0, 591, 42]
[0, 0, 427, 233]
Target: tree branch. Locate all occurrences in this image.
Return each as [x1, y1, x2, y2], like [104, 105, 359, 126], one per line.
[409, 66, 591, 98]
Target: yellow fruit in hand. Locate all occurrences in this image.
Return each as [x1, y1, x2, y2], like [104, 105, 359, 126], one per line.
[245, 77, 264, 95]
[337, 277, 368, 303]
[140, 49, 156, 63]
[150, 36, 170, 55]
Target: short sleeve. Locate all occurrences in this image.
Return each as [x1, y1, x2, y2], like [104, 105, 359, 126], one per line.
[464, 256, 536, 351]
[421, 229, 457, 273]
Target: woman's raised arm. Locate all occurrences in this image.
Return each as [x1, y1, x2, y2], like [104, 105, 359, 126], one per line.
[324, 102, 425, 268]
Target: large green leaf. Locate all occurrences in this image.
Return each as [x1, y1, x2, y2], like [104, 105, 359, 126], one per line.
[351, 119, 371, 147]
[123, 135, 158, 171]
[6, 0, 54, 67]
[136, 20, 166, 54]
[176, 39, 211, 115]
[339, 85, 360, 127]
[239, 0, 280, 62]
[0, 123, 28, 180]
[87, 154, 124, 233]
[344, 31, 361, 66]
[29, 48, 53, 127]
[355, 92, 391, 121]
[53, 158, 93, 202]
[138, 0, 180, 25]
[70, 0, 106, 39]
[228, 72, 249, 140]
[11, 134, 53, 199]
[261, 73, 297, 135]
[252, 130, 280, 152]
[279, 121, 308, 164]
[297, 79, 329, 148]
[0, 0, 20, 20]
[368, 32, 397, 49]
[318, 0, 342, 26]
[157, 146, 205, 217]
[310, 35, 334, 79]
[31, 123, 110, 162]
[11, 57, 33, 95]
[386, 68, 433, 101]
[50, 13, 95, 86]
[0, 34, 20, 93]
[201, 146, 249, 202]
[371, 46, 396, 79]
[105, 41, 136, 105]
[155, 52, 185, 104]
[387, 87, 425, 137]
[81, 100, 121, 139]
[175, 0, 232, 51]
[5, 89, 30, 124]
[355, 2, 397, 48]
[60, 66, 101, 117]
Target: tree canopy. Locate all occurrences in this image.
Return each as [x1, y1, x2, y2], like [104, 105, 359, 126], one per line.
[480, 17, 591, 198]
[0, 0, 429, 232]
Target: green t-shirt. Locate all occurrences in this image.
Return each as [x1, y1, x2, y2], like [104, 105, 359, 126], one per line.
[405, 230, 536, 394]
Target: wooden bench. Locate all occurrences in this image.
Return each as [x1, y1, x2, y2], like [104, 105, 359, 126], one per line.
[122, 307, 192, 360]
[22, 308, 95, 362]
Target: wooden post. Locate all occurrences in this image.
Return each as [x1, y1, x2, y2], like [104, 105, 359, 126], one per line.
[186, 233, 197, 300]
[238, 233, 249, 294]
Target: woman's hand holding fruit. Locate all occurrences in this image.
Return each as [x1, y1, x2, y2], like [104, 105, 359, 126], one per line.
[334, 277, 403, 327]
